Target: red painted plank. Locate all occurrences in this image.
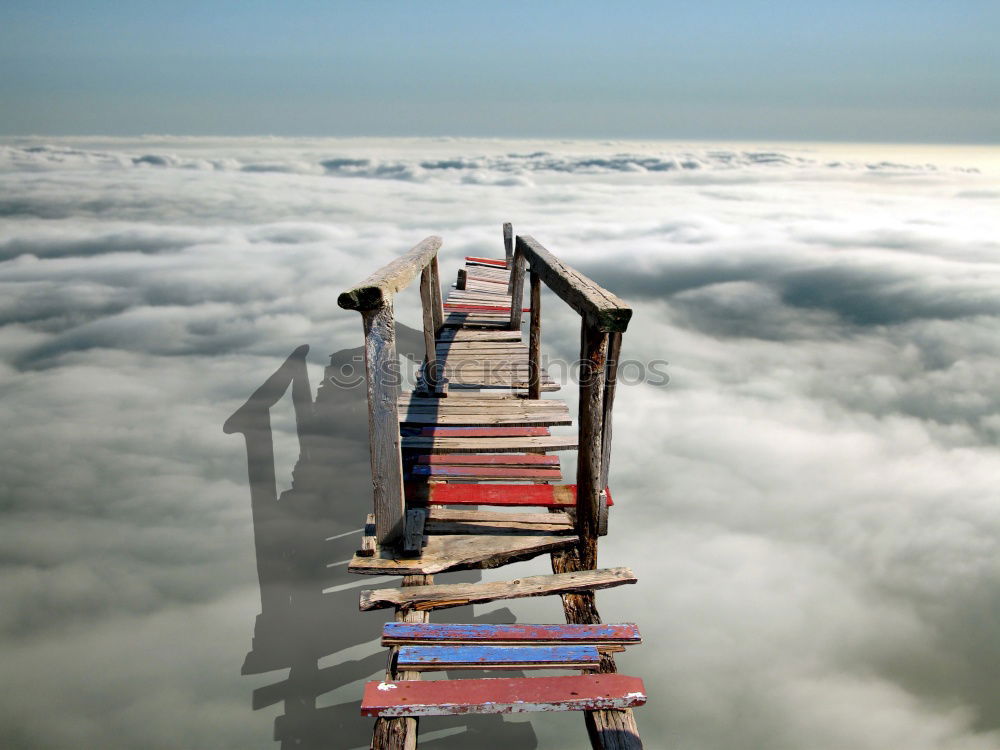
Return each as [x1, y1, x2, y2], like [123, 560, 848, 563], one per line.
[465, 256, 508, 266]
[383, 622, 641, 646]
[416, 454, 560, 466]
[416, 483, 614, 507]
[415, 427, 550, 437]
[408, 466, 562, 479]
[360, 674, 646, 716]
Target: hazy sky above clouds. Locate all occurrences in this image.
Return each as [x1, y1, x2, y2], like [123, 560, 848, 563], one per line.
[1, 0, 998, 141]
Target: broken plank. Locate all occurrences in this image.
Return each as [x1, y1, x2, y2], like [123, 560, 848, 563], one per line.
[359, 567, 637, 611]
[349, 533, 577, 576]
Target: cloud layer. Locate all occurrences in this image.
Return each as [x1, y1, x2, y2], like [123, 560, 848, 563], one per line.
[1, 136, 999, 749]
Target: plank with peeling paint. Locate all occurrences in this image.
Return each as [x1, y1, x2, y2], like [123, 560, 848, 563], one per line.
[382, 622, 641, 648]
[360, 674, 646, 716]
[408, 465, 563, 481]
[395, 644, 601, 671]
[408, 483, 614, 508]
[400, 434, 576, 453]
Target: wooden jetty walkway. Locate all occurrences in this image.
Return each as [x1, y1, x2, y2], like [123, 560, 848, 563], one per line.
[338, 224, 644, 749]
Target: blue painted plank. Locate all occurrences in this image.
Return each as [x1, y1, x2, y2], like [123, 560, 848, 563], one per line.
[396, 644, 601, 670]
[383, 622, 640, 646]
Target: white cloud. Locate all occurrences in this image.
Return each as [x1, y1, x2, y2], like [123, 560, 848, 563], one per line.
[1, 136, 999, 749]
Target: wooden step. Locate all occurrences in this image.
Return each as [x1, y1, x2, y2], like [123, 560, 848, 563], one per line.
[401, 434, 576, 453]
[424, 508, 574, 535]
[349, 532, 578, 576]
[395, 644, 601, 671]
[464, 256, 508, 267]
[408, 465, 562, 481]
[436, 329, 522, 342]
[359, 567, 637, 611]
[402, 426, 550, 438]
[382, 622, 641, 649]
[360, 674, 647, 716]
[407, 483, 613, 508]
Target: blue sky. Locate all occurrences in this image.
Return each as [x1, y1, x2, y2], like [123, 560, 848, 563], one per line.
[1, 0, 997, 141]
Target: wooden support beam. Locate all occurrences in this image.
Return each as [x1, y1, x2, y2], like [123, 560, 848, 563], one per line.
[429, 255, 444, 334]
[419, 266, 439, 390]
[456, 268, 467, 290]
[361, 302, 406, 546]
[370, 574, 431, 750]
[402, 508, 427, 557]
[577, 322, 609, 569]
[529, 269, 542, 399]
[508, 245, 526, 327]
[503, 222, 514, 266]
[598, 331, 622, 536]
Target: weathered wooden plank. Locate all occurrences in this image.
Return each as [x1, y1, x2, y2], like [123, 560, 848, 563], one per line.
[516, 235, 632, 333]
[401, 434, 576, 453]
[338, 236, 441, 311]
[409, 465, 563, 480]
[382, 622, 641, 647]
[435, 329, 522, 342]
[361, 674, 647, 716]
[361, 302, 406, 546]
[424, 514, 575, 535]
[414, 453, 560, 466]
[464, 256, 508, 267]
[411, 483, 614, 508]
[429, 255, 444, 334]
[503, 222, 514, 265]
[409, 426, 551, 437]
[400, 412, 571, 427]
[456, 268, 467, 290]
[396, 644, 601, 671]
[598, 331, 622, 537]
[359, 567, 637, 611]
[349, 532, 577, 576]
[426, 508, 573, 526]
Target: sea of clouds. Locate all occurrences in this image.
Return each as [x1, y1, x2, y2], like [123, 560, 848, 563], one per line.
[1, 135, 999, 750]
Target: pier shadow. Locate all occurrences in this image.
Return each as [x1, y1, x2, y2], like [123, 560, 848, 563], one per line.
[225, 327, 538, 749]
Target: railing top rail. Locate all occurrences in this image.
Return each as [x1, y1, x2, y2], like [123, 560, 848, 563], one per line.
[338, 235, 442, 311]
[516, 235, 632, 333]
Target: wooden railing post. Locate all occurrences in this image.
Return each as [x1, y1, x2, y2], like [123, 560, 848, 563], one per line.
[576, 322, 609, 570]
[419, 266, 439, 390]
[361, 301, 406, 546]
[503, 222, 513, 267]
[508, 246, 526, 330]
[528, 270, 542, 399]
[428, 255, 444, 333]
[598, 332, 621, 536]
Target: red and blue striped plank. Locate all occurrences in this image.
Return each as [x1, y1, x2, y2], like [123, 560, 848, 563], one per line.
[396, 644, 601, 671]
[360, 674, 647, 716]
[407, 465, 562, 480]
[411, 426, 550, 438]
[415, 453, 560, 466]
[409, 483, 614, 507]
[465, 256, 508, 267]
[383, 622, 641, 647]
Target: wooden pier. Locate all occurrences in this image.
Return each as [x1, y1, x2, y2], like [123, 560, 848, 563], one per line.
[338, 224, 644, 749]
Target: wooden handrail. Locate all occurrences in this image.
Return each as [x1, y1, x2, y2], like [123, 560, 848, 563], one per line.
[338, 236, 443, 311]
[514, 235, 632, 333]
